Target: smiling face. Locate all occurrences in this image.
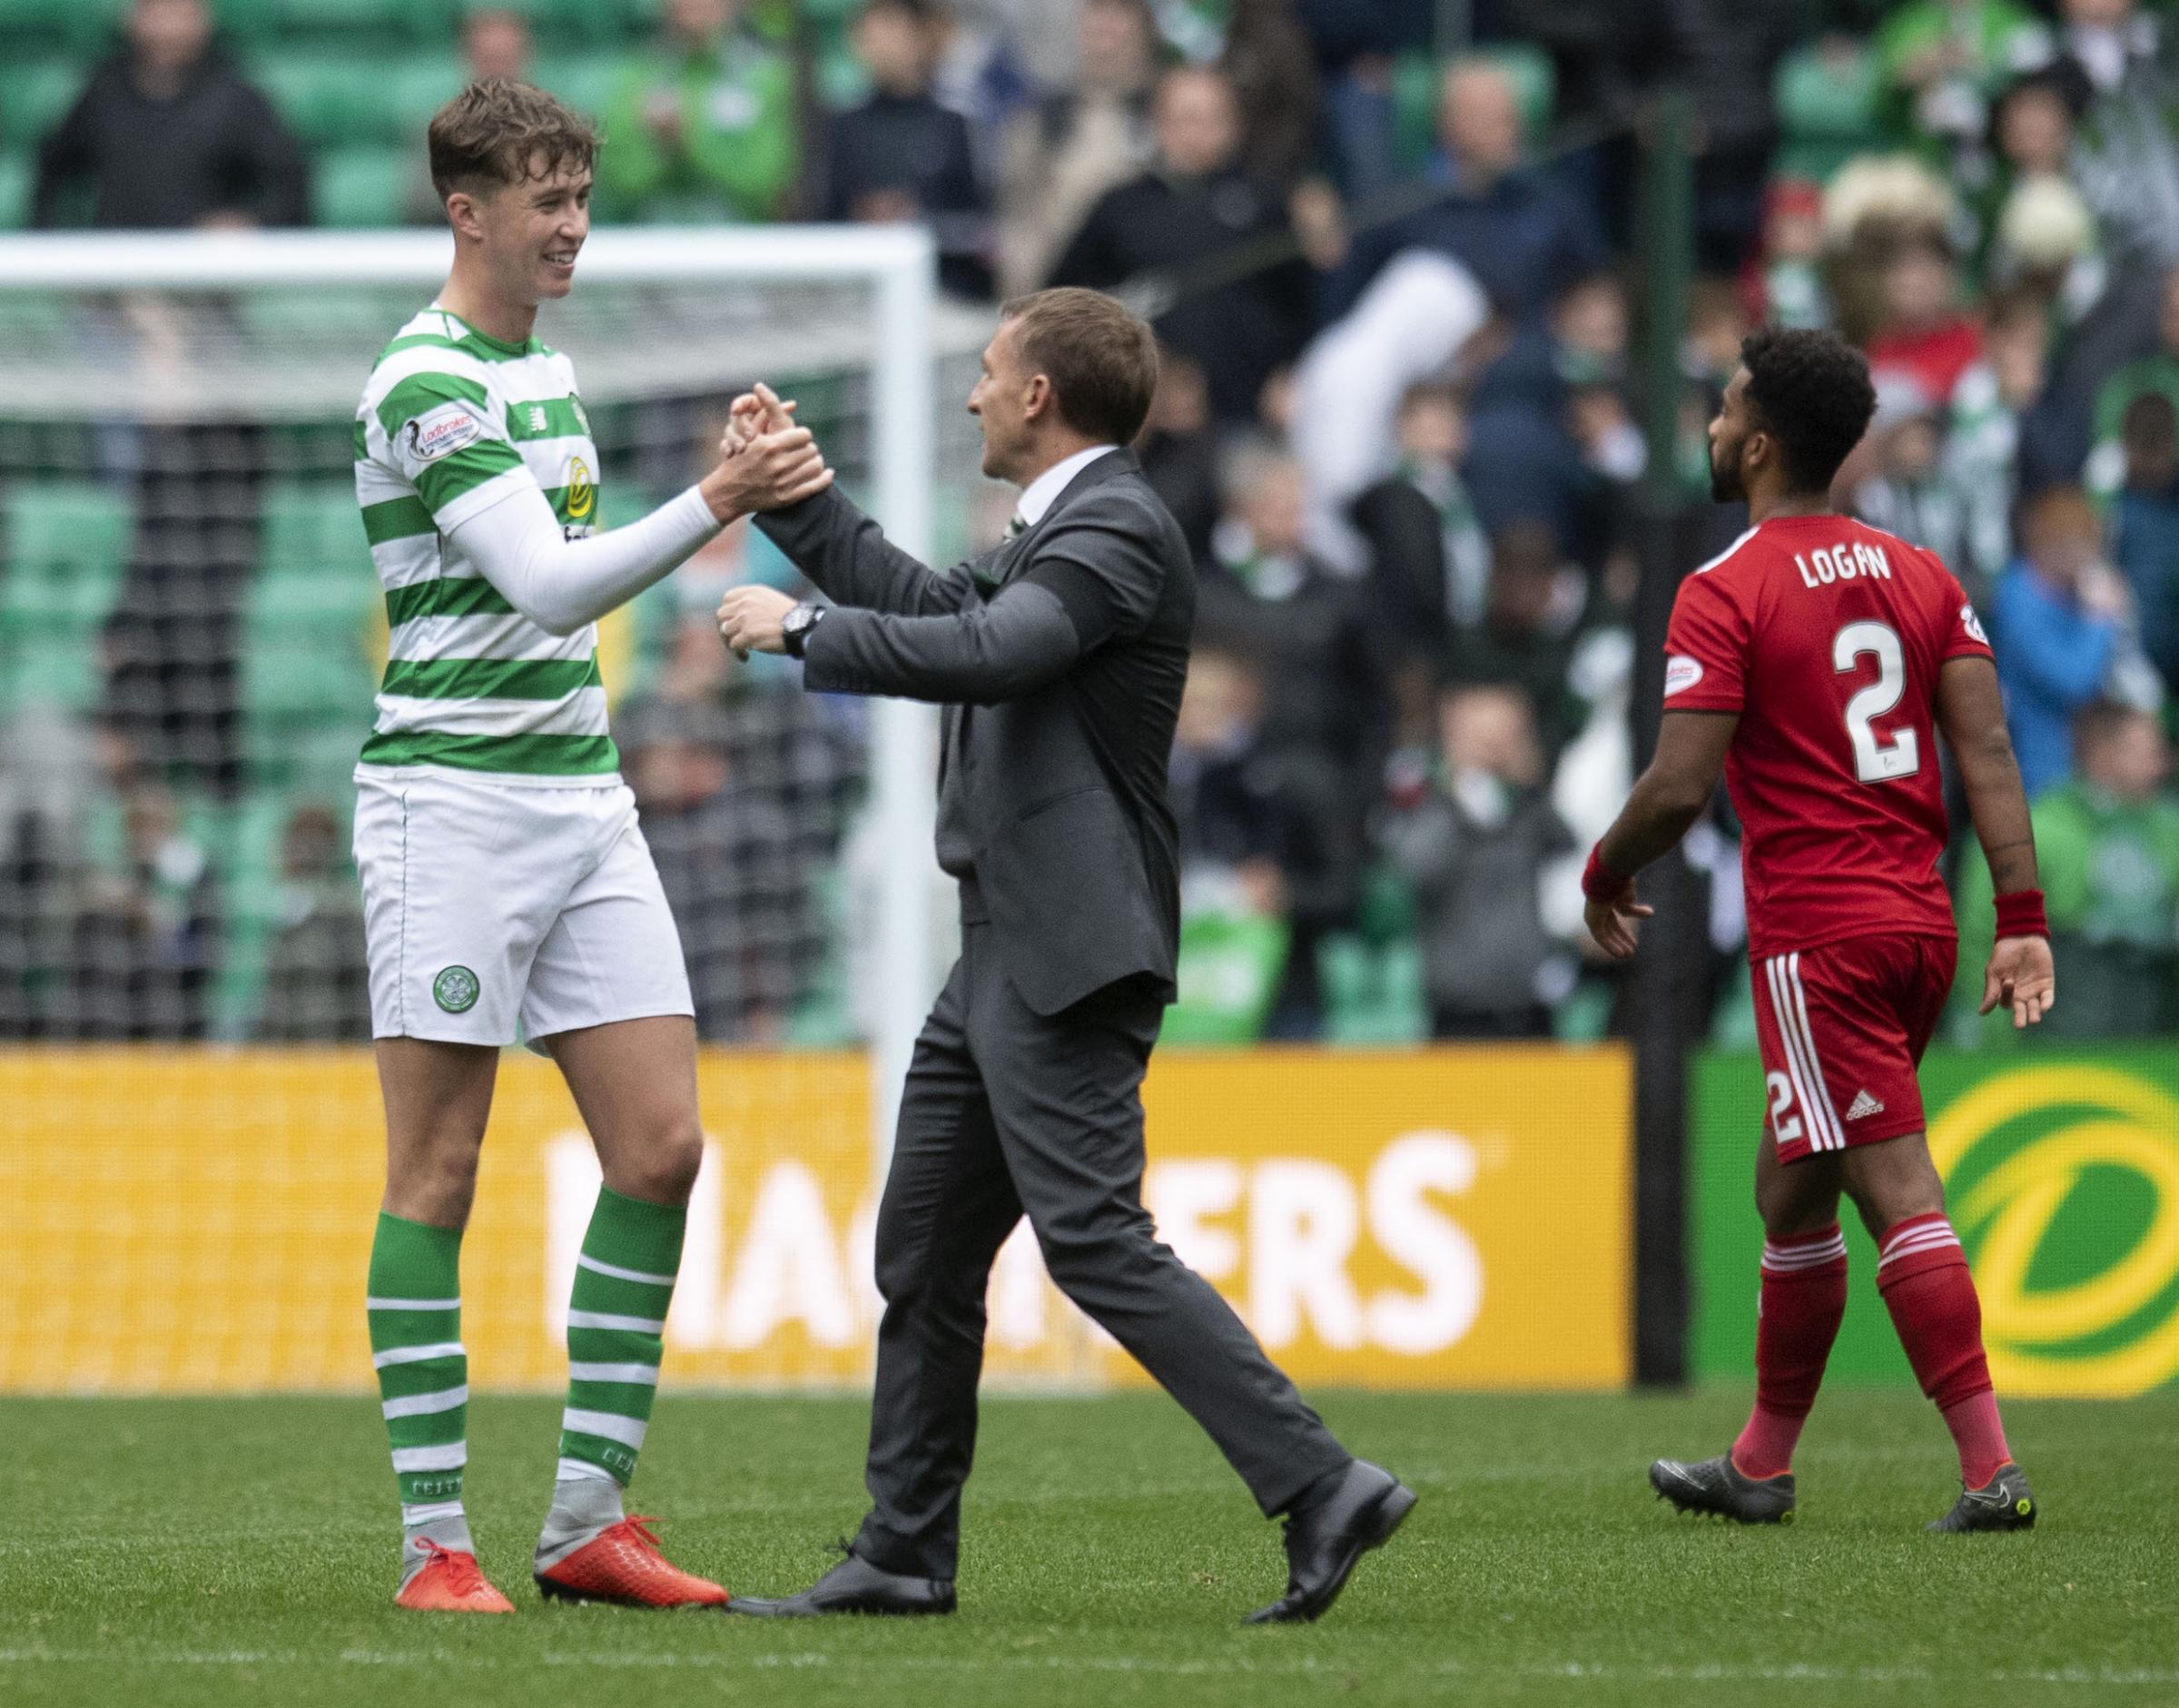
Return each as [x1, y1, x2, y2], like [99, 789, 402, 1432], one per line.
[455, 155, 592, 308]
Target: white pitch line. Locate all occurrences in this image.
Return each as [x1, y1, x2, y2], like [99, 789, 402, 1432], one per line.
[2, 1648, 2176, 1688]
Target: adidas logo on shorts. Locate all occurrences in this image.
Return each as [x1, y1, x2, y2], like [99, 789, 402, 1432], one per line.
[1844, 1089, 1886, 1121]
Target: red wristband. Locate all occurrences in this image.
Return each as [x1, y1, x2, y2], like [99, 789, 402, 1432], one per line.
[1582, 846, 1632, 904]
[1994, 889, 2048, 940]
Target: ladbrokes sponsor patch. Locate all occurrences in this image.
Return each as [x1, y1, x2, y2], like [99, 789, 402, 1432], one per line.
[407, 402, 488, 463]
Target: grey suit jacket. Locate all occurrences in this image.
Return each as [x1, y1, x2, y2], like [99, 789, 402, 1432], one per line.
[755, 449, 1194, 1015]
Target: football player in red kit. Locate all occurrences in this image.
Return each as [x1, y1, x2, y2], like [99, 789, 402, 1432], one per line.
[1583, 327, 2055, 1532]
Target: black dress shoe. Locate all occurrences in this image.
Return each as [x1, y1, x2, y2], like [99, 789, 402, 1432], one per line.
[727, 1551, 956, 1617]
[1244, 1458, 1416, 1625]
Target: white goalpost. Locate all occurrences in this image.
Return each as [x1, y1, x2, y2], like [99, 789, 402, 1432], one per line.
[0, 223, 961, 1170]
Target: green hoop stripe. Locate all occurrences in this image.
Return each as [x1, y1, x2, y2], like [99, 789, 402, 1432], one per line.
[384, 576, 515, 629]
[361, 495, 435, 546]
[359, 729, 619, 775]
[380, 657, 601, 702]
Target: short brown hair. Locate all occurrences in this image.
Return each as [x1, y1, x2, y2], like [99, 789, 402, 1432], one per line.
[429, 78, 597, 204]
[999, 288, 1160, 446]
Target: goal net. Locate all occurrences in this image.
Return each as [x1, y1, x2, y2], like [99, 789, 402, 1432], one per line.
[0, 227, 1139, 1393]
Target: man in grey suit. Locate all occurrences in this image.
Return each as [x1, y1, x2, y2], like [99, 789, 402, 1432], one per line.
[716, 289, 1415, 1624]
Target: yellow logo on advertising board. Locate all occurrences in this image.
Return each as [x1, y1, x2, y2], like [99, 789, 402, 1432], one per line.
[566, 456, 594, 521]
[1930, 1065, 2179, 1397]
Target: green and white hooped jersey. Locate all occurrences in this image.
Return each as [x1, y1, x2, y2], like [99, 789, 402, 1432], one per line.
[353, 307, 616, 785]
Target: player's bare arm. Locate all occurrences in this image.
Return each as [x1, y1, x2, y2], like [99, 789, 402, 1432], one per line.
[1582, 709, 1740, 958]
[1936, 653, 2056, 1029]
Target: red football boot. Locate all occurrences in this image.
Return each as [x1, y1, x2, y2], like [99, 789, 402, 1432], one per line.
[395, 1539, 517, 1613]
[535, 1515, 730, 1609]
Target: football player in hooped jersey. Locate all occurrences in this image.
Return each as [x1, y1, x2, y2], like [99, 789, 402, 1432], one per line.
[1583, 328, 2054, 1532]
[350, 81, 831, 1613]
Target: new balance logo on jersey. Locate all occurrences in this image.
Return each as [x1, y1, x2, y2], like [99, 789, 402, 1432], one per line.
[1845, 1089, 1886, 1121]
[1795, 542, 1894, 587]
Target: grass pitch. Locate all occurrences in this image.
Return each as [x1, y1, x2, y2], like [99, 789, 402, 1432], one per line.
[2, 1389, 2174, 1707]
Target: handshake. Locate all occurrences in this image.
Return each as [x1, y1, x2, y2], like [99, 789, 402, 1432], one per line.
[705, 381, 831, 659]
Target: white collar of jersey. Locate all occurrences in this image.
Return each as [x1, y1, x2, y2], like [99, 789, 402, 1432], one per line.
[1014, 445, 1119, 531]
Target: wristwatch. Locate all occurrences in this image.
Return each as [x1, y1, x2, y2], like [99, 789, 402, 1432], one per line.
[780, 601, 826, 659]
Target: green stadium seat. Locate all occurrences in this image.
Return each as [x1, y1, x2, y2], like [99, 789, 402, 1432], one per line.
[0, 62, 86, 151]
[531, 55, 620, 122]
[0, 481, 133, 717]
[267, 0, 410, 44]
[387, 55, 467, 134]
[0, 0, 124, 57]
[204, 786, 292, 1040]
[1318, 934, 1428, 1047]
[210, 0, 281, 44]
[314, 145, 417, 228]
[0, 152, 31, 229]
[244, 484, 381, 779]
[256, 50, 410, 147]
[1774, 41, 1881, 182]
[260, 482, 370, 572]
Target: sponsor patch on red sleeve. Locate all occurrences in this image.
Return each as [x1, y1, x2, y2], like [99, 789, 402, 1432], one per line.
[1664, 654, 1706, 696]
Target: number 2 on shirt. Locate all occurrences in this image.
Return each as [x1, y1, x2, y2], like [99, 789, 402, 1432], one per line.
[1833, 620, 1920, 785]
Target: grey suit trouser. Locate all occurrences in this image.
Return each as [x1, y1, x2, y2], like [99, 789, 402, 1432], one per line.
[852, 918, 1351, 1580]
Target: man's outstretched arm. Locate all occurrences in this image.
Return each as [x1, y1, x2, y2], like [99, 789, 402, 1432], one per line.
[736, 385, 976, 617]
[1936, 654, 2056, 1027]
[1582, 709, 1739, 958]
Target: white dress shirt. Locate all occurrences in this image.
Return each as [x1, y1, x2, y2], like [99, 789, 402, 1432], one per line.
[1013, 444, 1119, 530]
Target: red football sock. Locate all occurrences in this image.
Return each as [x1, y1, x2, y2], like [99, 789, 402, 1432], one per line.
[1731, 1224, 1848, 1479]
[1877, 1213, 2013, 1488]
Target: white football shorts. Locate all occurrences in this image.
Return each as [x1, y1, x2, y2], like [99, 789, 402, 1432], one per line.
[353, 772, 694, 1046]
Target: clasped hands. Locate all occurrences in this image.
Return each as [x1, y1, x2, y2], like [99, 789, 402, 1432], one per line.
[713, 382, 824, 659]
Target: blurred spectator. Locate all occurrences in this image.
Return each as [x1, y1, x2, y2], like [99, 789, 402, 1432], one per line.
[1349, 379, 1490, 739]
[1134, 344, 1223, 566]
[1332, 57, 1606, 321]
[1873, 0, 2047, 175]
[2044, 0, 2179, 265]
[1944, 291, 2052, 590]
[33, 0, 308, 230]
[1445, 519, 1594, 762]
[620, 694, 817, 1043]
[1677, 0, 1805, 270]
[927, 0, 1038, 170]
[1377, 682, 1576, 1039]
[1975, 67, 2087, 266]
[824, 0, 991, 298]
[404, 9, 537, 222]
[2111, 390, 2179, 686]
[1217, 0, 1322, 192]
[1960, 700, 2179, 1037]
[62, 776, 218, 1041]
[257, 804, 369, 1043]
[996, 0, 1159, 298]
[1753, 178, 1831, 331]
[598, 0, 796, 223]
[1048, 64, 1309, 422]
[1198, 437, 1388, 796]
[1994, 485, 2131, 797]
[2088, 265, 2179, 492]
[1291, 0, 1400, 200]
[1849, 391, 1971, 570]
[1863, 232, 1984, 405]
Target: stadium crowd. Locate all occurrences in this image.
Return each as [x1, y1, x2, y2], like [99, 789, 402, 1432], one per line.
[2, 0, 2178, 1045]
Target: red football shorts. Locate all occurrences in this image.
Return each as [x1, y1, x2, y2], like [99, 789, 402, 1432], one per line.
[1753, 933, 1955, 1163]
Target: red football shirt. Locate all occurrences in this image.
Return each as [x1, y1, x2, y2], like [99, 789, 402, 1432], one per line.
[1662, 514, 1994, 959]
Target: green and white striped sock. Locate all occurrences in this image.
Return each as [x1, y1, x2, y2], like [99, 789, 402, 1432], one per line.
[557, 1186, 683, 1490]
[368, 1213, 472, 1561]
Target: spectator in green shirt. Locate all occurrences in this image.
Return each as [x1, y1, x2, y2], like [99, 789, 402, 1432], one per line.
[1874, 0, 2047, 170]
[1957, 700, 2179, 1039]
[598, 0, 798, 223]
